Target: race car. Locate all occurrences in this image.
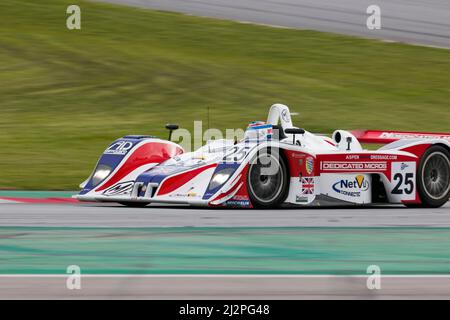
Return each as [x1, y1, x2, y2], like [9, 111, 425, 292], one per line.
[75, 104, 450, 208]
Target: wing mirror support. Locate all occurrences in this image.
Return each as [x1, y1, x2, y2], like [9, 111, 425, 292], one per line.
[346, 137, 353, 151]
[284, 128, 305, 145]
[165, 124, 179, 141]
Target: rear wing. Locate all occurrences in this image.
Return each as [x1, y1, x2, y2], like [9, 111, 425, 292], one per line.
[351, 130, 450, 144]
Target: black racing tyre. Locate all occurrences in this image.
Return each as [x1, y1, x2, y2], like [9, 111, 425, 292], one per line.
[247, 150, 289, 208]
[118, 202, 150, 207]
[416, 145, 450, 208]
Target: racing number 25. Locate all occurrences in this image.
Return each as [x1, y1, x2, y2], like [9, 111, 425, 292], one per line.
[392, 173, 414, 195]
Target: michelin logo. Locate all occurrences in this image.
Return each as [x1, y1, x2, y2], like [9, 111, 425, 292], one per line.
[332, 175, 369, 197]
[226, 200, 251, 207]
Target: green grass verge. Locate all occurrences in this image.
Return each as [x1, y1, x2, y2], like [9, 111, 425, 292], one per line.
[1, 0, 450, 189]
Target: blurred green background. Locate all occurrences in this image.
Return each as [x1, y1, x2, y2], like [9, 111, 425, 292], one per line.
[0, 0, 449, 190]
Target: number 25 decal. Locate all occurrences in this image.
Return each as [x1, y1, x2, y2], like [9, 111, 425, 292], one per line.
[392, 173, 414, 195]
[224, 146, 247, 162]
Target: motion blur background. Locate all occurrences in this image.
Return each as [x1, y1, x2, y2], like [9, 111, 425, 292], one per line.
[1, 0, 449, 190]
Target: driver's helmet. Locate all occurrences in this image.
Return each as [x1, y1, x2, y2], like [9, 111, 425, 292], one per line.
[244, 121, 273, 141]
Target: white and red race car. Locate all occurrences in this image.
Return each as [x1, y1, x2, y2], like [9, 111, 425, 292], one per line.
[76, 104, 450, 208]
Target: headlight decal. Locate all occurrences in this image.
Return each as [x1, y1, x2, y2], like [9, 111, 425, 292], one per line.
[203, 163, 240, 200]
[91, 164, 113, 187]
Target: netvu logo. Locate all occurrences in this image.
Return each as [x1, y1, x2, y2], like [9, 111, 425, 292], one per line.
[332, 175, 369, 197]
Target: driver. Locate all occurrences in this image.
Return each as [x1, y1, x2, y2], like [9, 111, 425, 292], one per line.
[244, 121, 273, 141]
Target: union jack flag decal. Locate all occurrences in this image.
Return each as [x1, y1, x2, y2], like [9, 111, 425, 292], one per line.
[301, 177, 315, 195]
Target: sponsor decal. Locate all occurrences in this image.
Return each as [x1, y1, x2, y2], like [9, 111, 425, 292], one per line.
[103, 181, 134, 196]
[306, 157, 314, 175]
[281, 109, 291, 123]
[104, 141, 134, 155]
[301, 177, 315, 195]
[332, 175, 370, 198]
[345, 154, 397, 161]
[400, 163, 409, 171]
[370, 155, 397, 160]
[170, 192, 200, 198]
[291, 153, 306, 159]
[170, 187, 200, 198]
[380, 132, 450, 141]
[226, 200, 251, 207]
[295, 196, 309, 203]
[232, 195, 250, 201]
[321, 161, 387, 172]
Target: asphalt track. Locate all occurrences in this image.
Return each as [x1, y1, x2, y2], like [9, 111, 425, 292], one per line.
[0, 202, 449, 227]
[100, 0, 450, 48]
[2, 276, 450, 299]
[1, 202, 449, 298]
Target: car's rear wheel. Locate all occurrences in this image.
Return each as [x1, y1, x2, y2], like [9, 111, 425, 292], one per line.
[416, 145, 450, 208]
[118, 202, 150, 207]
[247, 150, 289, 208]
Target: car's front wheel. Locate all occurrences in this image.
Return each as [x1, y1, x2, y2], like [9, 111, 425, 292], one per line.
[416, 145, 450, 208]
[247, 150, 289, 208]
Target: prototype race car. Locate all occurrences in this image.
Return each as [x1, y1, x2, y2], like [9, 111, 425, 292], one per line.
[75, 104, 450, 208]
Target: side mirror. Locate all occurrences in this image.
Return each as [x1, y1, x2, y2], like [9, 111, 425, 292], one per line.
[284, 128, 305, 145]
[165, 124, 179, 141]
[284, 128, 305, 135]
